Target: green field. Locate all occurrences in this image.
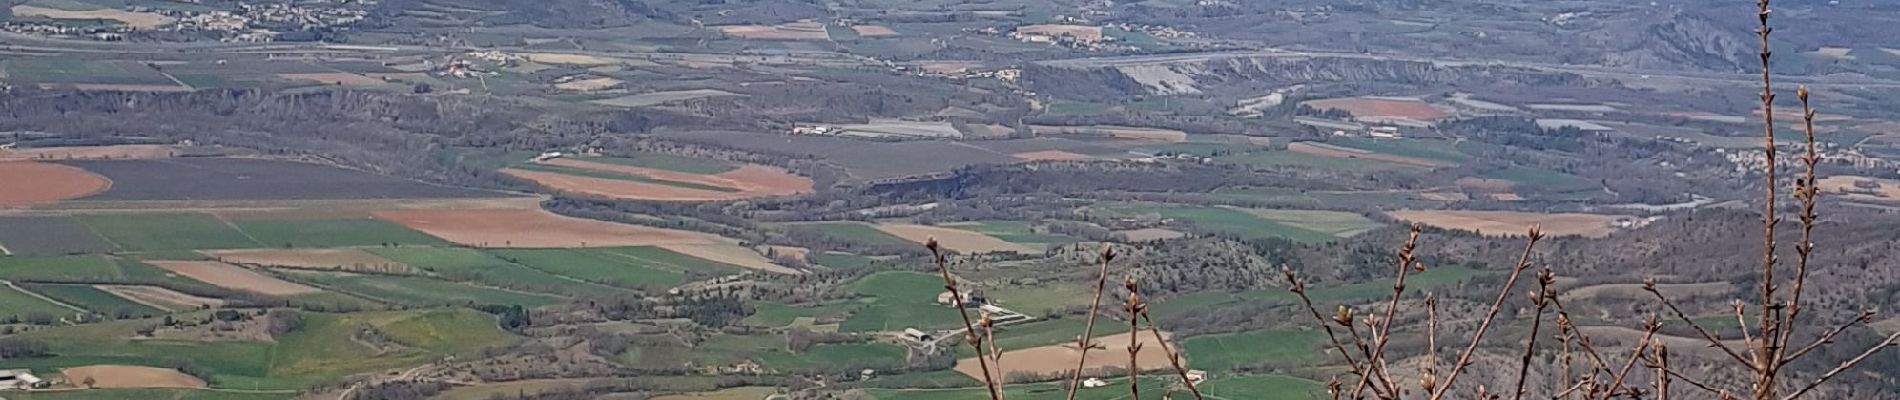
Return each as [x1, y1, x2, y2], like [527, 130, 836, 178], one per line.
[0, 255, 215, 290]
[743, 301, 859, 327]
[1, 58, 178, 85]
[512, 162, 740, 193]
[1327, 137, 1469, 164]
[368, 247, 630, 298]
[0, 283, 80, 321]
[812, 252, 877, 269]
[490, 247, 741, 290]
[76, 214, 260, 251]
[756, 342, 908, 370]
[953, 318, 1131, 358]
[1235, 209, 1383, 238]
[1483, 166, 1598, 190]
[293, 272, 563, 307]
[19, 283, 164, 317]
[618, 333, 780, 368]
[269, 309, 519, 378]
[1219, 150, 1425, 172]
[799, 222, 916, 247]
[838, 272, 966, 332]
[580, 153, 740, 174]
[1101, 203, 1347, 244]
[1, 308, 510, 389]
[230, 219, 448, 248]
[1152, 266, 1484, 318]
[1200, 375, 1328, 400]
[989, 284, 1094, 311]
[1181, 330, 1328, 371]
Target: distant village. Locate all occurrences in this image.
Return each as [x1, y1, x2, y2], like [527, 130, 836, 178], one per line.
[3, 0, 371, 42]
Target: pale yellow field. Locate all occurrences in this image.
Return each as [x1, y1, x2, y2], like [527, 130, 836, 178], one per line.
[873, 224, 1038, 254]
[12, 5, 171, 29]
[1387, 210, 1628, 238]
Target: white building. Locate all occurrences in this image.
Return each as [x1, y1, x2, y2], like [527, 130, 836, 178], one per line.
[1082, 377, 1109, 388]
[0, 369, 43, 390]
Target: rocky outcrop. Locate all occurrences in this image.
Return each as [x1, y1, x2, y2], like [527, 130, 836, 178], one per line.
[1026, 54, 1602, 98]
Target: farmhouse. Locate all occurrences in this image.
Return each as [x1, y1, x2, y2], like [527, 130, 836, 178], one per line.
[1082, 377, 1109, 388]
[937, 290, 986, 306]
[0, 369, 44, 389]
[902, 328, 935, 342]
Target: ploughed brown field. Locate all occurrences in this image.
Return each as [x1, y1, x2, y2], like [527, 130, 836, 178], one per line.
[1386, 210, 1627, 238]
[0, 161, 111, 206]
[873, 224, 1038, 254]
[1288, 142, 1449, 168]
[954, 331, 1176, 381]
[61, 365, 207, 389]
[206, 249, 410, 273]
[1302, 97, 1455, 120]
[374, 208, 727, 248]
[502, 159, 813, 202]
[852, 25, 898, 36]
[145, 260, 320, 296]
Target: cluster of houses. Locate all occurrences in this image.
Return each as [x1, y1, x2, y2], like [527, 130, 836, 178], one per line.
[6, 1, 369, 43]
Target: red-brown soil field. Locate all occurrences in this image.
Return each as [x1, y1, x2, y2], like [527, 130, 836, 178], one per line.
[0, 161, 111, 206]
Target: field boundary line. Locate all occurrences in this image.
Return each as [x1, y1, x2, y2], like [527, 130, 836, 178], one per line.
[214, 213, 268, 247]
[91, 284, 178, 312]
[489, 256, 629, 293]
[4, 280, 87, 313]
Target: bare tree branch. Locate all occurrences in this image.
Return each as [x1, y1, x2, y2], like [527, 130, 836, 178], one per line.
[1429, 227, 1543, 400]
